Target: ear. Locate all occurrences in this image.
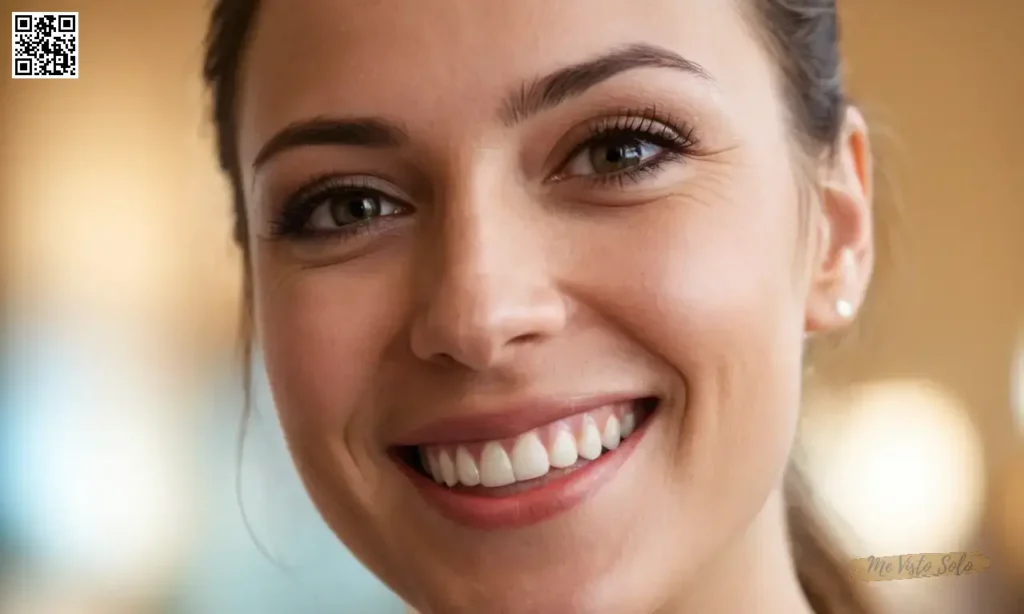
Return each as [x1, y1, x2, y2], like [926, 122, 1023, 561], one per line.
[804, 106, 875, 335]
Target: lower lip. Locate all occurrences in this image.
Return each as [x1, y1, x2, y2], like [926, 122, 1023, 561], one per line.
[396, 409, 655, 531]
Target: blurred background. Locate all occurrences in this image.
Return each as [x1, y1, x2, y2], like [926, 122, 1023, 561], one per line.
[0, 0, 1021, 612]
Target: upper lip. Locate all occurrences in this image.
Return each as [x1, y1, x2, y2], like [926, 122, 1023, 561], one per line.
[391, 393, 650, 446]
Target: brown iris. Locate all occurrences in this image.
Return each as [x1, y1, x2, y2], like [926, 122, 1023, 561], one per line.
[329, 193, 382, 225]
[587, 135, 657, 174]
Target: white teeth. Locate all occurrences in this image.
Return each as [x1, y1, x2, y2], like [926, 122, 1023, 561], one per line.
[548, 429, 579, 469]
[438, 450, 458, 487]
[601, 416, 621, 450]
[479, 442, 516, 487]
[455, 446, 481, 486]
[510, 432, 550, 481]
[578, 415, 603, 460]
[620, 411, 636, 438]
[422, 403, 648, 489]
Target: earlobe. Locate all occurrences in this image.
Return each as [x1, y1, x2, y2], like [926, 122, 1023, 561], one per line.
[804, 107, 875, 335]
[806, 246, 862, 332]
[833, 247, 858, 321]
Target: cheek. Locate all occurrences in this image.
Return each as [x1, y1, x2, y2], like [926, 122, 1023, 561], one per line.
[252, 251, 411, 439]
[569, 164, 806, 500]
[575, 162, 806, 364]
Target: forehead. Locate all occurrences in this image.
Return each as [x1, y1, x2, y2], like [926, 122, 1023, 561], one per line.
[237, 0, 771, 162]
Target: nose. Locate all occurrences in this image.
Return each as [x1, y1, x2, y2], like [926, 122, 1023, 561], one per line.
[409, 195, 567, 371]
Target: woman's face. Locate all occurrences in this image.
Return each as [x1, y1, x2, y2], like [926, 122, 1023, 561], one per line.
[236, 0, 870, 612]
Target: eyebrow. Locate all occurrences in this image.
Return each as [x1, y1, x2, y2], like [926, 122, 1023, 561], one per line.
[252, 43, 713, 169]
[253, 116, 408, 169]
[501, 43, 715, 126]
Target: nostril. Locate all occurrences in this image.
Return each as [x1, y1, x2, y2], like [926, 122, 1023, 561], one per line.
[509, 332, 543, 345]
[429, 352, 461, 368]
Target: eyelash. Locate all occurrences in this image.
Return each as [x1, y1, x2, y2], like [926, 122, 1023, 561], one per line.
[268, 106, 699, 240]
[554, 106, 699, 188]
[268, 175, 408, 240]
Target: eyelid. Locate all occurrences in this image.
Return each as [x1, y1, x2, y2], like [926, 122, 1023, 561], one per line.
[286, 173, 410, 205]
[543, 108, 695, 173]
[265, 173, 413, 239]
[545, 114, 696, 183]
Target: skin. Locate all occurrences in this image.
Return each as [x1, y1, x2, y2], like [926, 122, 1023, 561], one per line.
[234, 0, 874, 612]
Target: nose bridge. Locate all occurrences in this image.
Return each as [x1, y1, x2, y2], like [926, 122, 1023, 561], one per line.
[409, 169, 565, 370]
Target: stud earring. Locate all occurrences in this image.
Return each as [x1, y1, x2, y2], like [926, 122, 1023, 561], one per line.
[836, 299, 854, 319]
[835, 249, 857, 319]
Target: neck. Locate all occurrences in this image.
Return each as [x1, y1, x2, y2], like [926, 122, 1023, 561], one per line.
[658, 487, 816, 614]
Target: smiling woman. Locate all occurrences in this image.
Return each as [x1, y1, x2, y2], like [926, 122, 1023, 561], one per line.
[203, 1, 876, 613]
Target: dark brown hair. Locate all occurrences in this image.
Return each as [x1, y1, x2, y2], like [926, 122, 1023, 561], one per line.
[203, 2, 873, 612]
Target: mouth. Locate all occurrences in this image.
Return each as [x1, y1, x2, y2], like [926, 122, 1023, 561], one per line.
[392, 396, 660, 529]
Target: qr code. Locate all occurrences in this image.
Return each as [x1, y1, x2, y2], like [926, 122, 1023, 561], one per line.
[12, 12, 79, 79]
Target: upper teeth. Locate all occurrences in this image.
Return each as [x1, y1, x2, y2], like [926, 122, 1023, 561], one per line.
[420, 402, 640, 488]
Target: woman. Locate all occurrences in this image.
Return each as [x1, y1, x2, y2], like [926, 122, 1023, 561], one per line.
[203, 0, 877, 612]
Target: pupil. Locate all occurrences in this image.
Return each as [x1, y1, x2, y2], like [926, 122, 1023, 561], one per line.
[332, 195, 379, 224]
[594, 138, 644, 171]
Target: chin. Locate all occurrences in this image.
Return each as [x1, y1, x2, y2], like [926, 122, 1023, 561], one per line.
[406, 557, 664, 614]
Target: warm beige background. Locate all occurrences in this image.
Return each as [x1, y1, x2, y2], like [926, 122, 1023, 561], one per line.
[2, 0, 1022, 611]
[836, 0, 1024, 457]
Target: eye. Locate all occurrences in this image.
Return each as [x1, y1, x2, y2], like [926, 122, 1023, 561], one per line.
[306, 190, 404, 232]
[561, 134, 666, 178]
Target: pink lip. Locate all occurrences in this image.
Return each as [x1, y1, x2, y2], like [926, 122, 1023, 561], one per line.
[392, 393, 650, 446]
[395, 407, 656, 530]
